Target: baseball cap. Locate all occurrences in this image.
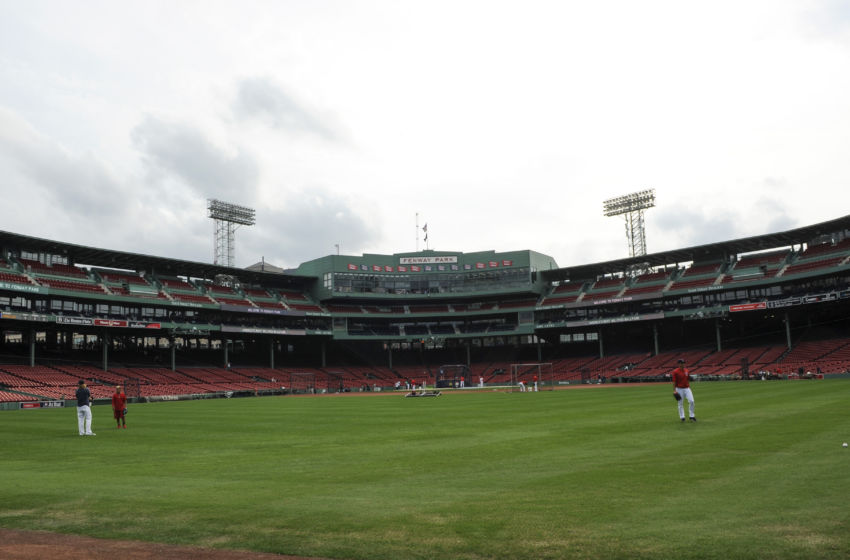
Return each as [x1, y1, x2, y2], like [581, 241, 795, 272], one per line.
[78, 379, 85, 385]
[677, 359, 685, 363]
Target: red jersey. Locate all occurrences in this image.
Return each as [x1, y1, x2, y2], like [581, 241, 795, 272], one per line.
[112, 391, 127, 411]
[672, 367, 690, 389]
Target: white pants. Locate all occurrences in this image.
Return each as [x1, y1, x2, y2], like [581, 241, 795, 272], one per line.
[518, 383, 526, 392]
[77, 405, 93, 435]
[676, 388, 695, 419]
[533, 382, 538, 392]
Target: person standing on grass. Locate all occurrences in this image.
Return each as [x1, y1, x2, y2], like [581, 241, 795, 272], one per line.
[672, 359, 696, 422]
[112, 385, 127, 429]
[76, 380, 95, 436]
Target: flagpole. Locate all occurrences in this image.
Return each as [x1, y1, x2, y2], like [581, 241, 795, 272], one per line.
[416, 212, 419, 252]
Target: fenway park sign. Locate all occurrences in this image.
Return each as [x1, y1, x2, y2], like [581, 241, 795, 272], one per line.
[399, 256, 458, 264]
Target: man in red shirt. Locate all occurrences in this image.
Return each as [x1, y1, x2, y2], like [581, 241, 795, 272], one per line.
[111, 385, 127, 429]
[672, 359, 696, 422]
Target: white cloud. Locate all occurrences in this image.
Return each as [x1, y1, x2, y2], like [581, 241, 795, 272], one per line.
[132, 115, 260, 201]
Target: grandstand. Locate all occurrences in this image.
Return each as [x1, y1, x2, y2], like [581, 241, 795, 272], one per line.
[2, 215, 850, 404]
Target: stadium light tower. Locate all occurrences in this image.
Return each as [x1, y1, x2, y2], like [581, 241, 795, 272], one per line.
[207, 199, 256, 267]
[603, 189, 656, 258]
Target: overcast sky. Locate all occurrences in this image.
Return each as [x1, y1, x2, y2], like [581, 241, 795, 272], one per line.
[1, 1, 849, 271]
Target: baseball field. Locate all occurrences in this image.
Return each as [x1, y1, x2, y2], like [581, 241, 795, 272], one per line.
[1, 380, 848, 559]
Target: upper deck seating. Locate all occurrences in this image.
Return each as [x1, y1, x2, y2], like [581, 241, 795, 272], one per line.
[0, 271, 33, 285]
[734, 250, 790, 269]
[99, 271, 152, 285]
[622, 284, 665, 296]
[667, 276, 721, 292]
[36, 278, 106, 294]
[206, 285, 237, 295]
[550, 282, 584, 295]
[633, 270, 671, 284]
[252, 300, 286, 309]
[680, 263, 721, 277]
[170, 292, 215, 304]
[277, 290, 307, 301]
[244, 288, 271, 298]
[159, 278, 197, 291]
[108, 286, 168, 299]
[540, 294, 580, 305]
[19, 258, 88, 278]
[781, 255, 846, 277]
[798, 238, 850, 259]
[588, 277, 625, 292]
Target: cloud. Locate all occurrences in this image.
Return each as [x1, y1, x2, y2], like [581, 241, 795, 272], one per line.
[233, 77, 339, 141]
[131, 115, 259, 201]
[0, 105, 128, 220]
[653, 207, 743, 252]
[652, 180, 801, 255]
[801, 0, 850, 44]
[242, 184, 379, 268]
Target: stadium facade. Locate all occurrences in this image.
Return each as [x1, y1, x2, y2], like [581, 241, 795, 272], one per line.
[1, 215, 850, 390]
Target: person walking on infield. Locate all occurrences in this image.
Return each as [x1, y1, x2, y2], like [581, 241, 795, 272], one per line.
[76, 380, 95, 436]
[672, 359, 696, 422]
[112, 385, 127, 429]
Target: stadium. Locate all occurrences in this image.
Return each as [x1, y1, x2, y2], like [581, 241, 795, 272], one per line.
[2, 215, 850, 559]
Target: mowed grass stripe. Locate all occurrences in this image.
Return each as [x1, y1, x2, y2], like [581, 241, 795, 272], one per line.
[1, 381, 848, 560]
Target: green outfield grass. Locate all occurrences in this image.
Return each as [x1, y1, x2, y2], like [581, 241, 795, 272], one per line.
[1, 381, 849, 559]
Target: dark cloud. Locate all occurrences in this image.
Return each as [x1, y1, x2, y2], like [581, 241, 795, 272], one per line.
[233, 77, 339, 141]
[653, 188, 800, 253]
[654, 207, 744, 250]
[241, 185, 379, 268]
[131, 115, 259, 200]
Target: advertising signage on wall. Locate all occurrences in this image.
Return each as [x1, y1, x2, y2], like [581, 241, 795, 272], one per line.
[564, 312, 665, 328]
[56, 316, 94, 326]
[22, 400, 65, 409]
[0, 281, 42, 294]
[728, 291, 850, 313]
[54, 316, 161, 329]
[221, 325, 306, 336]
[0, 311, 50, 323]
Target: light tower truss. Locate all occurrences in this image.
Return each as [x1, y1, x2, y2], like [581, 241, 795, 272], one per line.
[603, 189, 656, 259]
[207, 199, 256, 267]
